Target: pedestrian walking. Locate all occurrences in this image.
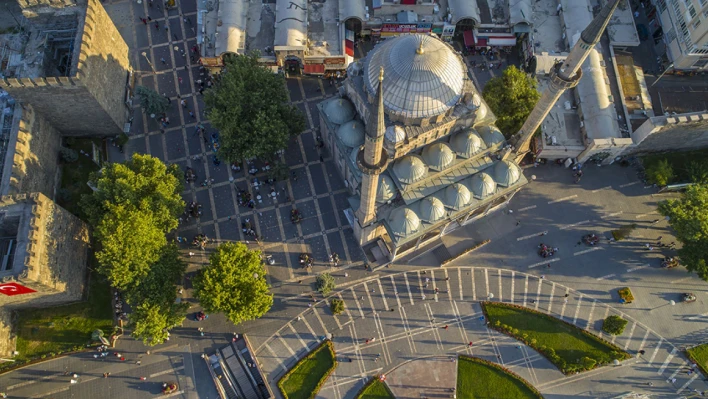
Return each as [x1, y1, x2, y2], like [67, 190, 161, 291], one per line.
[154, 22, 159, 30]
[189, 110, 196, 119]
[147, 16, 152, 22]
[178, 76, 183, 84]
[140, 17, 147, 24]
[164, 25, 169, 32]
[160, 57, 166, 64]
[181, 99, 188, 108]
[164, 94, 171, 105]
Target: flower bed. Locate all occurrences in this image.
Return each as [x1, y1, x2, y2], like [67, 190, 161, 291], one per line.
[482, 302, 630, 374]
[278, 340, 337, 399]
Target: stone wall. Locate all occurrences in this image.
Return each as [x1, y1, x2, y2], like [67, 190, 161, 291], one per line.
[625, 112, 708, 156]
[1, 105, 61, 198]
[0, 193, 90, 309]
[0, 0, 131, 137]
[0, 309, 15, 358]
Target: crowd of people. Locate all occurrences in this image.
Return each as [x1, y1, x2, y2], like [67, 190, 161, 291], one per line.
[538, 243, 558, 258]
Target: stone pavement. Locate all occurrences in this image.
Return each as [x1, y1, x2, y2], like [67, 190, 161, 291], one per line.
[254, 267, 708, 399]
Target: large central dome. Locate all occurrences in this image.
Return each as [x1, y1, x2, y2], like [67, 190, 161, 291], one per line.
[365, 34, 466, 119]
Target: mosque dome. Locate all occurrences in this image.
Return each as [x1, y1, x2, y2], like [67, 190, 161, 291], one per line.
[388, 207, 421, 237]
[393, 155, 427, 184]
[385, 125, 406, 144]
[350, 146, 360, 165]
[422, 143, 455, 171]
[376, 174, 397, 203]
[450, 129, 485, 158]
[493, 160, 522, 187]
[324, 98, 356, 125]
[466, 93, 482, 110]
[477, 125, 506, 147]
[443, 183, 471, 210]
[365, 34, 466, 119]
[337, 120, 365, 148]
[470, 173, 497, 198]
[417, 196, 446, 223]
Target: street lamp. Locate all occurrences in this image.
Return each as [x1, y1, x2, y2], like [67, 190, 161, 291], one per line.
[253, 273, 259, 279]
[651, 63, 674, 87]
[141, 52, 156, 73]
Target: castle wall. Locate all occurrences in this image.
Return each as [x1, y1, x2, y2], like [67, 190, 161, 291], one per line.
[625, 113, 708, 156]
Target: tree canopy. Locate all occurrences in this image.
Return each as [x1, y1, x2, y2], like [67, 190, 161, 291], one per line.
[658, 184, 708, 281]
[482, 66, 540, 138]
[81, 154, 184, 290]
[204, 52, 305, 162]
[136, 86, 169, 116]
[193, 242, 273, 325]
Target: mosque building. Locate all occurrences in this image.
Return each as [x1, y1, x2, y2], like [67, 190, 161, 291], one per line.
[317, 33, 528, 263]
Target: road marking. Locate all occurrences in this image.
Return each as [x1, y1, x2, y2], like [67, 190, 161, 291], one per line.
[424, 302, 444, 351]
[528, 258, 560, 269]
[585, 301, 596, 330]
[149, 366, 185, 378]
[348, 324, 365, 376]
[523, 275, 528, 307]
[619, 181, 639, 188]
[574, 247, 603, 256]
[265, 343, 288, 372]
[417, 271, 425, 300]
[350, 288, 365, 319]
[275, 333, 296, 357]
[497, 269, 503, 302]
[638, 329, 650, 354]
[547, 282, 555, 315]
[376, 279, 389, 310]
[517, 231, 548, 241]
[390, 276, 403, 310]
[647, 338, 663, 366]
[431, 270, 439, 302]
[510, 271, 515, 303]
[635, 210, 658, 219]
[324, 301, 344, 330]
[602, 211, 623, 219]
[559, 220, 590, 230]
[534, 278, 542, 310]
[517, 205, 537, 212]
[471, 268, 477, 301]
[484, 268, 490, 298]
[397, 306, 414, 353]
[458, 268, 464, 301]
[677, 374, 698, 393]
[573, 295, 583, 325]
[623, 322, 636, 350]
[445, 269, 454, 301]
[373, 312, 392, 364]
[548, 194, 577, 204]
[404, 272, 415, 305]
[364, 282, 377, 313]
[301, 317, 318, 341]
[591, 186, 613, 193]
[451, 301, 472, 354]
[657, 348, 676, 374]
[312, 306, 331, 336]
[688, 311, 708, 320]
[288, 322, 310, 350]
[596, 273, 616, 281]
[670, 276, 692, 284]
[626, 265, 649, 273]
[399, 306, 417, 353]
[668, 367, 682, 383]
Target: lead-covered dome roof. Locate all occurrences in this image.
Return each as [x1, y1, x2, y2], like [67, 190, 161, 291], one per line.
[365, 34, 466, 119]
[389, 207, 421, 237]
[417, 196, 446, 223]
[337, 120, 365, 148]
[494, 160, 522, 187]
[477, 125, 506, 148]
[443, 183, 471, 210]
[450, 129, 485, 158]
[422, 143, 455, 171]
[470, 173, 497, 198]
[393, 155, 427, 184]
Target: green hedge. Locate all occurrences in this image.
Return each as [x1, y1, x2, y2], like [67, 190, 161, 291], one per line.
[457, 355, 543, 399]
[686, 343, 708, 378]
[482, 302, 630, 375]
[355, 376, 396, 399]
[602, 315, 628, 335]
[278, 340, 337, 399]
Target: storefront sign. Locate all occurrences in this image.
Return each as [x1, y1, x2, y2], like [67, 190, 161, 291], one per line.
[200, 57, 223, 67]
[381, 23, 433, 36]
[324, 57, 346, 65]
[0, 282, 36, 296]
[304, 59, 324, 65]
[441, 24, 456, 38]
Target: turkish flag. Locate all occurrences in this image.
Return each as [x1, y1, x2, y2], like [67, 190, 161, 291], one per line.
[0, 282, 36, 296]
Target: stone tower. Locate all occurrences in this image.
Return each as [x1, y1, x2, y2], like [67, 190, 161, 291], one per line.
[511, 0, 621, 162]
[355, 66, 389, 234]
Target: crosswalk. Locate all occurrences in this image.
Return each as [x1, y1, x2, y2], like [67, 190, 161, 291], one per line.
[255, 267, 706, 399]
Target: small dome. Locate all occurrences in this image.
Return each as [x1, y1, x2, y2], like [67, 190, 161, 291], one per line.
[376, 174, 397, 203]
[385, 125, 406, 144]
[422, 143, 455, 171]
[337, 120, 365, 148]
[478, 125, 505, 147]
[494, 160, 522, 187]
[466, 93, 482, 110]
[417, 196, 446, 222]
[324, 98, 356, 125]
[476, 102, 489, 119]
[393, 155, 427, 184]
[443, 183, 471, 210]
[450, 129, 485, 158]
[388, 207, 421, 237]
[470, 173, 497, 198]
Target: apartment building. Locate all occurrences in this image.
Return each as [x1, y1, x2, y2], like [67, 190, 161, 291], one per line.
[652, 0, 708, 70]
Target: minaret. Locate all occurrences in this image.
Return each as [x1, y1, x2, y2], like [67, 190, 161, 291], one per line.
[509, 0, 621, 163]
[355, 66, 389, 229]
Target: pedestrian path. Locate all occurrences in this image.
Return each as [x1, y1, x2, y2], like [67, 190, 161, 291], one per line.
[254, 267, 707, 399]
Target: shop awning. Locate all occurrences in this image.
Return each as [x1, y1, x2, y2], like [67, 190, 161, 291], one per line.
[463, 30, 474, 47]
[303, 64, 325, 74]
[488, 37, 517, 46]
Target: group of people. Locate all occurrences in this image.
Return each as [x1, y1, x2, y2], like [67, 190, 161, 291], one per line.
[186, 201, 202, 218]
[583, 234, 600, 246]
[242, 219, 258, 238]
[184, 167, 196, 183]
[299, 253, 314, 268]
[237, 189, 256, 208]
[291, 209, 303, 223]
[538, 243, 558, 258]
[192, 234, 209, 250]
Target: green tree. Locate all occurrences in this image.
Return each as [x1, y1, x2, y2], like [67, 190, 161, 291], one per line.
[602, 315, 628, 335]
[330, 298, 344, 315]
[316, 273, 336, 296]
[130, 301, 188, 346]
[204, 52, 305, 162]
[646, 158, 674, 186]
[659, 184, 708, 281]
[482, 65, 540, 138]
[136, 86, 169, 115]
[193, 242, 273, 325]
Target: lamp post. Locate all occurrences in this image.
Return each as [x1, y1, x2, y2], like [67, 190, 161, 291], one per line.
[651, 63, 674, 87]
[141, 52, 156, 73]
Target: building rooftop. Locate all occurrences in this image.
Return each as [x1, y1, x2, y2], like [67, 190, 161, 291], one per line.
[530, 0, 566, 54]
[607, 0, 639, 47]
[306, 0, 341, 57]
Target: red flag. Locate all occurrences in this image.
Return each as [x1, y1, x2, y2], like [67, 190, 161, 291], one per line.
[0, 282, 37, 296]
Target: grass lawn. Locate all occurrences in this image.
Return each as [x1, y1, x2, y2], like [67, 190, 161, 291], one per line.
[686, 343, 708, 376]
[278, 340, 336, 399]
[457, 356, 542, 399]
[356, 378, 395, 399]
[57, 138, 102, 219]
[483, 303, 628, 373]
[13, 273, 113, 364]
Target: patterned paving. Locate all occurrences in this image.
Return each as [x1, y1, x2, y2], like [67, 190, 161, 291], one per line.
[255, 267, 708, 399]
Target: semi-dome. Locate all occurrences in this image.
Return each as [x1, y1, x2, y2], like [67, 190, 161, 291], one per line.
[365, 34, 466, 119]
[337, 120, 365, 148]
[324, 98, 356, 125]
[422, 143, 455, 171]
[443, 183, 471, 210]
[417, 196, 446, 222]
[376, 174, 397, 203]
[477, 125, 505, 147]
[385, 125, 406, 144]
[470, 173, 497, 198]
[465, 93, 482, 110]
[393, 155, 427, 184]
[388, 207, 421, 237]
[494, 160, 522, 187]
[450, 129, 485, 158]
